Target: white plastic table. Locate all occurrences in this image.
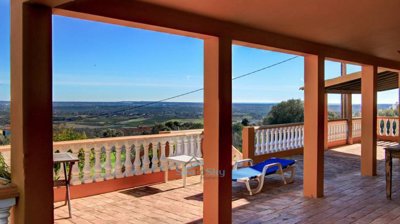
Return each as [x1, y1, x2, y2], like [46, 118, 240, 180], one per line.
[165, 155, 204, 187]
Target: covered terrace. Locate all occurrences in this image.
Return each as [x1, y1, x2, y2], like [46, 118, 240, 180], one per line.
[8, 0, 400, 223]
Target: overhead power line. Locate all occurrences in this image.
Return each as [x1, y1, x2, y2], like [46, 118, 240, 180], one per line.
[82, 55, 299, 119]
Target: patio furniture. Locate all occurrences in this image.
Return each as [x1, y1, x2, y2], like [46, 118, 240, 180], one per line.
[165, 155, 204, 187]
[384, 145, 400, 200]
[232, 158, 296, 195]
[53, 152, 79, 218]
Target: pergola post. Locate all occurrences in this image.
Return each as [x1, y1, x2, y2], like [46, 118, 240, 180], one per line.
[304, 55, 325, 198]
[340, 63, 353, 144]
[10, 2, 54, 223]
[324, 94, 328, 150]
[346, 95, 353, 144]
[398, 73, 400, 143]
[361, 65, 377, 176]
[203, 37, 232, 223]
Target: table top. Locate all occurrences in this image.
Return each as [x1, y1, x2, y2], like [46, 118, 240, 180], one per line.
[167, 155, 203, 164]
[53, 152, 79, 163]
[384, 144, 400, 152]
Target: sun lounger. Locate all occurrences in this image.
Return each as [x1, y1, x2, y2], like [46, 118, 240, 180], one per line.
[232, 158, 296, 195]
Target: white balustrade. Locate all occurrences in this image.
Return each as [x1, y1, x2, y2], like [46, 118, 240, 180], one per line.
[6, 130, 202, 185]
[328, 120, 347, 142]
[352, 119, 361, 138]
[377, 117, 399, 137]
[255, 123, 305, 156]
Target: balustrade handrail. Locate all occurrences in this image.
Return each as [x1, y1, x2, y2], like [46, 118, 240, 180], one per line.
[0, 129, 204, 150]
[377, 116, 399, 119]
[256, 122, 304, 130]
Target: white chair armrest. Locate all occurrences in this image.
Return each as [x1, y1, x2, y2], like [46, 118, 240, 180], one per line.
[233, 159, 254, 170]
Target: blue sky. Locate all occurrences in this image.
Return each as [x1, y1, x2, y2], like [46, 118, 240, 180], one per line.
[0, 0, 397, 104]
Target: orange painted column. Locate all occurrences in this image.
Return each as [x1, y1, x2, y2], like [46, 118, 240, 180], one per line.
[242, 127, 255, 160]
[203, 37, 232, 223]
[303, 55, 325, 198]
[346, 95, 353, 144]
[398, 74, 400, 143]
[361, 65, 377, 176]
[324, 94, 328, 150]
[11, 2, 54, 223]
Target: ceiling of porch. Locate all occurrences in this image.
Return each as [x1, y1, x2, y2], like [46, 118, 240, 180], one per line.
[325, 70, 399, 94]
[139, 0, 400, 63]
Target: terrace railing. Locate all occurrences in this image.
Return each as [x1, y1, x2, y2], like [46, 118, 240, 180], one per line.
[244, 117, 397, 162]
[0, 130, 203, 186]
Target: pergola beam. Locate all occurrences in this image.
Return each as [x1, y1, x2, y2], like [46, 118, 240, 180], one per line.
[52, 0, 400, 70]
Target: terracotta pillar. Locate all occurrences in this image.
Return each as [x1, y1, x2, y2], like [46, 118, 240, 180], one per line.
[11, 2, 54, 223]
[398, 74, 400, 143]
[324, 94, 328, 150]
[203, 37, 232, 223]
[340, 63, 347, 119]
[361, 65, 377, 176]
[340, 63, 353, 144]
[303, 55, 325, 198]
[346, 95, 353, 144]
[242, 127, 255, 160]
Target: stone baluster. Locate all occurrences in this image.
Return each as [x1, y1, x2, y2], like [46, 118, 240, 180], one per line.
[124, 142, 133, 177]
[134, 142, 143, 175]
[278, 128, 283, 151]
[104, 144, 114, 180]
[168, 139, 176, 170]
[93, 144, 103, 182]
[82, 144, 93, 184]
[273, 128, 279, 152]
[255, 130, 261, 155]
[183, 136, 189, 155]
[300, 126, 305, 146]
[265, 129, 270, 153]
[196, 135, 202, 158]
[292, 126, 298, 148]
[290, 127, 295, 149]
[160, 140, 168, 171]
[142, 141, 151, 174]
[190, 135, 196, 156]
[151, 141, 160, 172]
[114, 143, 124, 178]
[258, 129, 264, 154]
[70, 145, 81, 185]
[282, 127, 287, 150]
[176, 138, 183, 155]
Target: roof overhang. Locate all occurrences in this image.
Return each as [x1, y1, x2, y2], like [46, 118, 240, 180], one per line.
[300, 70, 400, 94]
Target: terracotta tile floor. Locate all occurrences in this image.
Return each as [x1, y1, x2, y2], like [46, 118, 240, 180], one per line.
[54, 142, 400, 224]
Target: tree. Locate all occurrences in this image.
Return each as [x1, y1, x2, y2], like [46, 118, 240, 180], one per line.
[100, 129, 124, 138]
[53, 125, 88, 141]
[232, 122, 243, 150]
[263, 99, 304, 125]
[241, 118, 249, 126]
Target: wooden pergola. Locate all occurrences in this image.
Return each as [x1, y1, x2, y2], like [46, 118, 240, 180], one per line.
[325, 70, 400, 94]
[11, 0, 400, 223]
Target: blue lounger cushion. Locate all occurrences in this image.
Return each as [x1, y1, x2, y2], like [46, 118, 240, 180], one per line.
[232, 167, 261, 181]
[251, 158, 295, 175]
[232, 158, 295, 181]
